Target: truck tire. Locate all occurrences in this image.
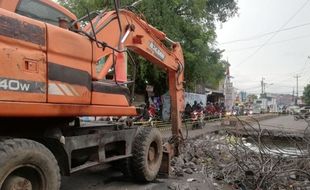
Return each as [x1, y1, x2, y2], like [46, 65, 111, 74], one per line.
[132, 127, 163, 182]
[0, 138, 61, 190]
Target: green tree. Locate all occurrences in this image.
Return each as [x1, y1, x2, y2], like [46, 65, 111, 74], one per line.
[59, 0, 238, 94]
[303, 84, 310, 105]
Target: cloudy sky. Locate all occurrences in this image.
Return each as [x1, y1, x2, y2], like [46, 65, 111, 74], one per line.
[216, 0, 310, 96]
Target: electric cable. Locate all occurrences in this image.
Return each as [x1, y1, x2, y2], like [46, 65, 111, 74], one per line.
[220, 21, 310, 45]
[226, 34, 310, 53]
[235, 0, 310, 67]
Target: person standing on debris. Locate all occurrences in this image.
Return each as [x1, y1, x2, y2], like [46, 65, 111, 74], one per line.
[192, 101, 198, 111]
[220, 102, 225, 117]
[215, 103, 220, 113]
[185, 103, 192, 119]
[206, 102, 212, 116]
[210, 103, 216, 116]
[198, 101, 203, 111]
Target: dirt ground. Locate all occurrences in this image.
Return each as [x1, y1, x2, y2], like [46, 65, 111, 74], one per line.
[61, 165, 216, 190]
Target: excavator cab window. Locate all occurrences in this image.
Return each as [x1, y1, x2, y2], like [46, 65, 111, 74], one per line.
[16, 0, 72, 27]
[95, 52, 136, 103]
[97, 56, 114, 80]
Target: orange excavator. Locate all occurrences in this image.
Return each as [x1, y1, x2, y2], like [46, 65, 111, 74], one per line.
[0, 0, 184, 189]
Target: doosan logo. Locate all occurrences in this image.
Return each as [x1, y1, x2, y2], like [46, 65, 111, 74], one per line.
[149, 41, 165, 61]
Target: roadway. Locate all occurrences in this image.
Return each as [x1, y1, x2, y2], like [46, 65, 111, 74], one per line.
[256, 114, 309, 132]
[234, 115, 310, 137]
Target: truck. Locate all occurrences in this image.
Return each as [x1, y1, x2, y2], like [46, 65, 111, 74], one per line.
[253, 98, 268, 114]
[0, 0, 185, 189]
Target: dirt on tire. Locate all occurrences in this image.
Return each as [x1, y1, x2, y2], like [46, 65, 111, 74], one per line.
[0, 138, 61, 190]
[131, 127, 163, 182]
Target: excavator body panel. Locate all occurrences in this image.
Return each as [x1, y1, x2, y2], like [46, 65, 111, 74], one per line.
[0, 8, 47, 103]
[46, 24, 92, 104]
[0, 0, 136, 117]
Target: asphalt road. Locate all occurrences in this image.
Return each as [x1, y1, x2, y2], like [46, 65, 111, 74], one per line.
[258, 115, 309, 132]
[239, 114, 309, 137]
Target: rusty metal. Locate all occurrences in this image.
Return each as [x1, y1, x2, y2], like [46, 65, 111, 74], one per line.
[159, 143, 174, 176]
[159, 151, 171, 177]
[63, 126, 137, 173]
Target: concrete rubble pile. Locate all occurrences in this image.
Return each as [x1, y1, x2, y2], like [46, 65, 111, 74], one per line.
[169, 132, 310, 190]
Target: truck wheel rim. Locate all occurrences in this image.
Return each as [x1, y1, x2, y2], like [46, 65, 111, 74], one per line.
[2, 165, 46, 190]
[147, 142, 159, 171]
[148, 147, 155, 162]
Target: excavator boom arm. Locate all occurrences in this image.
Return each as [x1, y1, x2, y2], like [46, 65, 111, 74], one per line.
[85, 9, 185, 145]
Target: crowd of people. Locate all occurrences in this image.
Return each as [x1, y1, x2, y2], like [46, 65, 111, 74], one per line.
[184, 101, 225, 119]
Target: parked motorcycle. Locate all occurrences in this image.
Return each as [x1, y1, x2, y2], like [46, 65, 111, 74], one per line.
[191, 109, 205, 129]
[132, 103, 160, 126]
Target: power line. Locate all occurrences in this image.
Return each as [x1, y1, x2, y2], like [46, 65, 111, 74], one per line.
[233, 57, 310, 93]
[241, 86, 304, 94]
[259, 57, 310, 83]
[220, 21, 310, 45]
[255, 65, 310, 78]
[298, 57, 310, 76]
[235, 0, 310, 67]
[225, 34, 310, 53]
[241, 85, 261, 90]
[238, 80, 304, 93]
[267, 58, 310, 85]
[272, 84, 294, 88]
[236, 79, 302, 93]
[235, 73, 304, 90]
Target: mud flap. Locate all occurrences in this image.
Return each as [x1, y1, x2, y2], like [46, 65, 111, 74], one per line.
[158, 143, 174, 177]
[158, 150, 171, 177]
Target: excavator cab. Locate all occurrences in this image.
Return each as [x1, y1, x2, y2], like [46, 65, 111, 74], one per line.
[0, 0, 134, 110]
[0, 0, 185, 187]
[0, 0, 183, 128]
[0, 0, 184, 124]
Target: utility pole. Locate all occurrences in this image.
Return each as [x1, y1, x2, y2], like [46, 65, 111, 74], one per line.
[294, 75, 301, 105]
[292, 88, 295, 103]
[260, 77, 272, 98]
[261, 77, 265, 95]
